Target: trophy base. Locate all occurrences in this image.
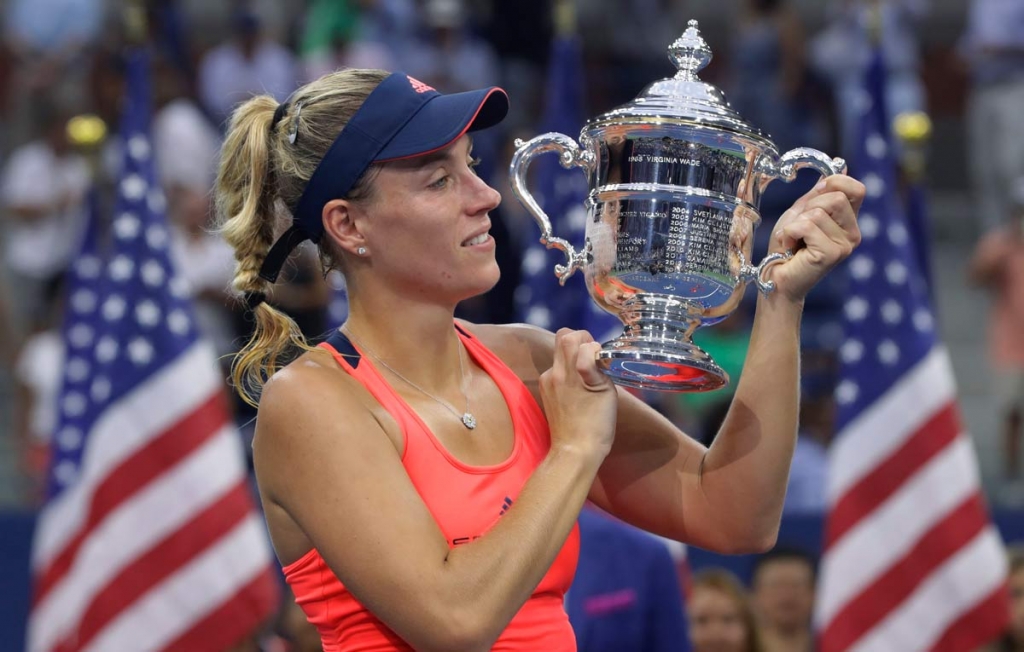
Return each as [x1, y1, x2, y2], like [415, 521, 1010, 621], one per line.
[597, 340, 728, 392]
[595, 293, 728, 392]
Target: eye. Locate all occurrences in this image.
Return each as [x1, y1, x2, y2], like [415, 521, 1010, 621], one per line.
[428, 174, 451, 190]
[468, 156, 482, 173]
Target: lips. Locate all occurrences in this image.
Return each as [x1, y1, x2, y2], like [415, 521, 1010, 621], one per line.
[461, 223, 492, 246]
[462, 232, 490, 246]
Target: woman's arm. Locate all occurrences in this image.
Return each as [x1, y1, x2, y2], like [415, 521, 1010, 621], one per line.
[255, 330, 616, 652]
[581, 175, 863, 552]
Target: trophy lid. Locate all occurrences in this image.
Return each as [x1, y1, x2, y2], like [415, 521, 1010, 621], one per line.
[588, 20, 773, 149]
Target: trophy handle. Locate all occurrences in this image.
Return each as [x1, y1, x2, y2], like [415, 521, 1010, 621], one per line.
[510, 132, 595, 284]
[746, 147, 843, 295]
[760, 147, 846, 183]
[739, 250, 792, 296]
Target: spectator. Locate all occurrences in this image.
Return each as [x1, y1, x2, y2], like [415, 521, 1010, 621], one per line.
[2, 0, 106, 148]
[154, 54, 239, 369]
[405, 0, 499, 95]
[352, 0, 420, 69]
[12, 274, 65, 504]
[575, 0, 677, 109]
[566, 506, 690, 652]
[405, 0, 504, 194]
[298, 0, 400, 82]
[167, 186, 238, 364]
[728, 0, 824, 155]
[197, 8, 298, 127]
[688, 568, 764, 652]
[959, 0, 1024, 233]
[810, 0, 928, 162]
[751, 547, 816, 652]
[0, 102, 90, 337]
[969, 183, 1024, 504]
[153, 56, 221, 198]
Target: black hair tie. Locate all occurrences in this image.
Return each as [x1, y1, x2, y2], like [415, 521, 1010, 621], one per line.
[271, 101, 290, 131]
[244, 290, 267, 311]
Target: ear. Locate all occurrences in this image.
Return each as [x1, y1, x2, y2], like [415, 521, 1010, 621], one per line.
[322, 198, 367, 256]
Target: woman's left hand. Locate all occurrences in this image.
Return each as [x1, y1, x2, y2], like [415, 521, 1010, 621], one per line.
[767, 174, 866, 303]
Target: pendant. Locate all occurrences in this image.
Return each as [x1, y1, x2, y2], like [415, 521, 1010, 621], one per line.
[462, 412, 477, 429]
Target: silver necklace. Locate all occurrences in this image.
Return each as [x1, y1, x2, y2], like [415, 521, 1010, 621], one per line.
[341, 326, 477, 430]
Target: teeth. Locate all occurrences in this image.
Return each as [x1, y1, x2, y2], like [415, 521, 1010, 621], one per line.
[464, 233, 489, 246]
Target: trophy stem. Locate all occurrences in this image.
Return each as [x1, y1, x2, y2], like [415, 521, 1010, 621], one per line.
[596, 294, 728, 392]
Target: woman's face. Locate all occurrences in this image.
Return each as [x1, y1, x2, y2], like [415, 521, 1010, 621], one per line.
[351, 134, 502, 304]
[688, 586, 750, 652]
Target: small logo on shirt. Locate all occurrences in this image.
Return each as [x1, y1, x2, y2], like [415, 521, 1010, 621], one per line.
[449, 497, 515, 546]
[408, 76, 435, 94]
[583, 589, 639, 616]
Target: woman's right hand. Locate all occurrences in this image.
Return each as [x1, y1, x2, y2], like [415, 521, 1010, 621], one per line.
[539, 329, 618, 460]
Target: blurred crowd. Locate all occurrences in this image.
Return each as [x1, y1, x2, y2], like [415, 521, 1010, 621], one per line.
[0, 0, 1023, 649]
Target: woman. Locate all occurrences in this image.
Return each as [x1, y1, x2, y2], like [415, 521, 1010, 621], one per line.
[688, 569, 764, 652]
[215, 68, 864, 651]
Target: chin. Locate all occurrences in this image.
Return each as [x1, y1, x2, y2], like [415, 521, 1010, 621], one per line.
[473, 265, 502, 295]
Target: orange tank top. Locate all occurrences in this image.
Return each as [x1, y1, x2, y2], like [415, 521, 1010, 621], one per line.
[282, 325, 580, 652]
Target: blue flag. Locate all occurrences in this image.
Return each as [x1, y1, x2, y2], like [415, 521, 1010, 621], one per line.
[515, 35, 621, 341]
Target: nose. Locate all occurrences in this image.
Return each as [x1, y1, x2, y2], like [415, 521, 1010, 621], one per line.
[467, 171, 501, 214]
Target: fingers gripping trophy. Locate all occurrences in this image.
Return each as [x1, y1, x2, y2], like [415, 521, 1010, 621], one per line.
[510, 20, 845, 392]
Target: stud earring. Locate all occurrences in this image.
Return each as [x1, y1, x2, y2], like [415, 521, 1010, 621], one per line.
[357, 247, 367, 256]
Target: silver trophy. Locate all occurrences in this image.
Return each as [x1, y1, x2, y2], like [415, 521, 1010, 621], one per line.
[510, 20, 845, 392]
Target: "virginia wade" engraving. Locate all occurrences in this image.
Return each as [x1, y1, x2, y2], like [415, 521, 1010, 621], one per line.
[627, 154, 701, 166]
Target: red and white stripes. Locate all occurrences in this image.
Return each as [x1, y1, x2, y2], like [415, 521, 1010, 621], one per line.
[27, 343, 278, 652]
[816, 347, 1008, 652]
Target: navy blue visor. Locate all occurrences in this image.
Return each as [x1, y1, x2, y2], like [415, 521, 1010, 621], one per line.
[259, 73, 508, 284]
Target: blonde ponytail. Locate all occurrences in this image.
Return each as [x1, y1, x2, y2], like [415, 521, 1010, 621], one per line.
[215, 96, 310, 406]
[215, 69, 389, 406]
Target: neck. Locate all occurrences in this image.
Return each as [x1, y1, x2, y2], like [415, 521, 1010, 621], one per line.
[342, 284, 466, 393]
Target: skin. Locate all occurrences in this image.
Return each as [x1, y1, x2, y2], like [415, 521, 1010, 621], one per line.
[252, 134, 865, 652]
[688, 586, 751, 652]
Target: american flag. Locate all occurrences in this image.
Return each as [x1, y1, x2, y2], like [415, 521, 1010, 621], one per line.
[515, 34, 621, 342]
[27, 50, 279, 652]
[814, 49, 1009, 651]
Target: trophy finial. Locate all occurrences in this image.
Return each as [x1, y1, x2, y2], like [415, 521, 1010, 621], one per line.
[669, 20, 712, 80]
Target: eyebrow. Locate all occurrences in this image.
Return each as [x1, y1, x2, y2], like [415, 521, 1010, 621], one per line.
[398, 136, 475, 170]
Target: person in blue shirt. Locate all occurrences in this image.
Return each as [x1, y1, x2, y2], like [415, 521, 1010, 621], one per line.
[568, 506, 691, 652]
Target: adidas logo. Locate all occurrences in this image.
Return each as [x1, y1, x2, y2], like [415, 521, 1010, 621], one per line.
[408, 76, 435, 94]
[499, 496, 513, 516]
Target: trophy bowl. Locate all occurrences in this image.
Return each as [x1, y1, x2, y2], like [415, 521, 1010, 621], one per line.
[510, 20, 845, 392]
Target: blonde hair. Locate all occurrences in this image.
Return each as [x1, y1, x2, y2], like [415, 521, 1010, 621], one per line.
[215, 68, 389, 406]
[690, 568, 765, 652]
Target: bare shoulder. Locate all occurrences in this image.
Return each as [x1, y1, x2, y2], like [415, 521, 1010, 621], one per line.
[252, 348, 400, 502]
[257, 348, 368, 430]
[457, 321, 555, 380]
